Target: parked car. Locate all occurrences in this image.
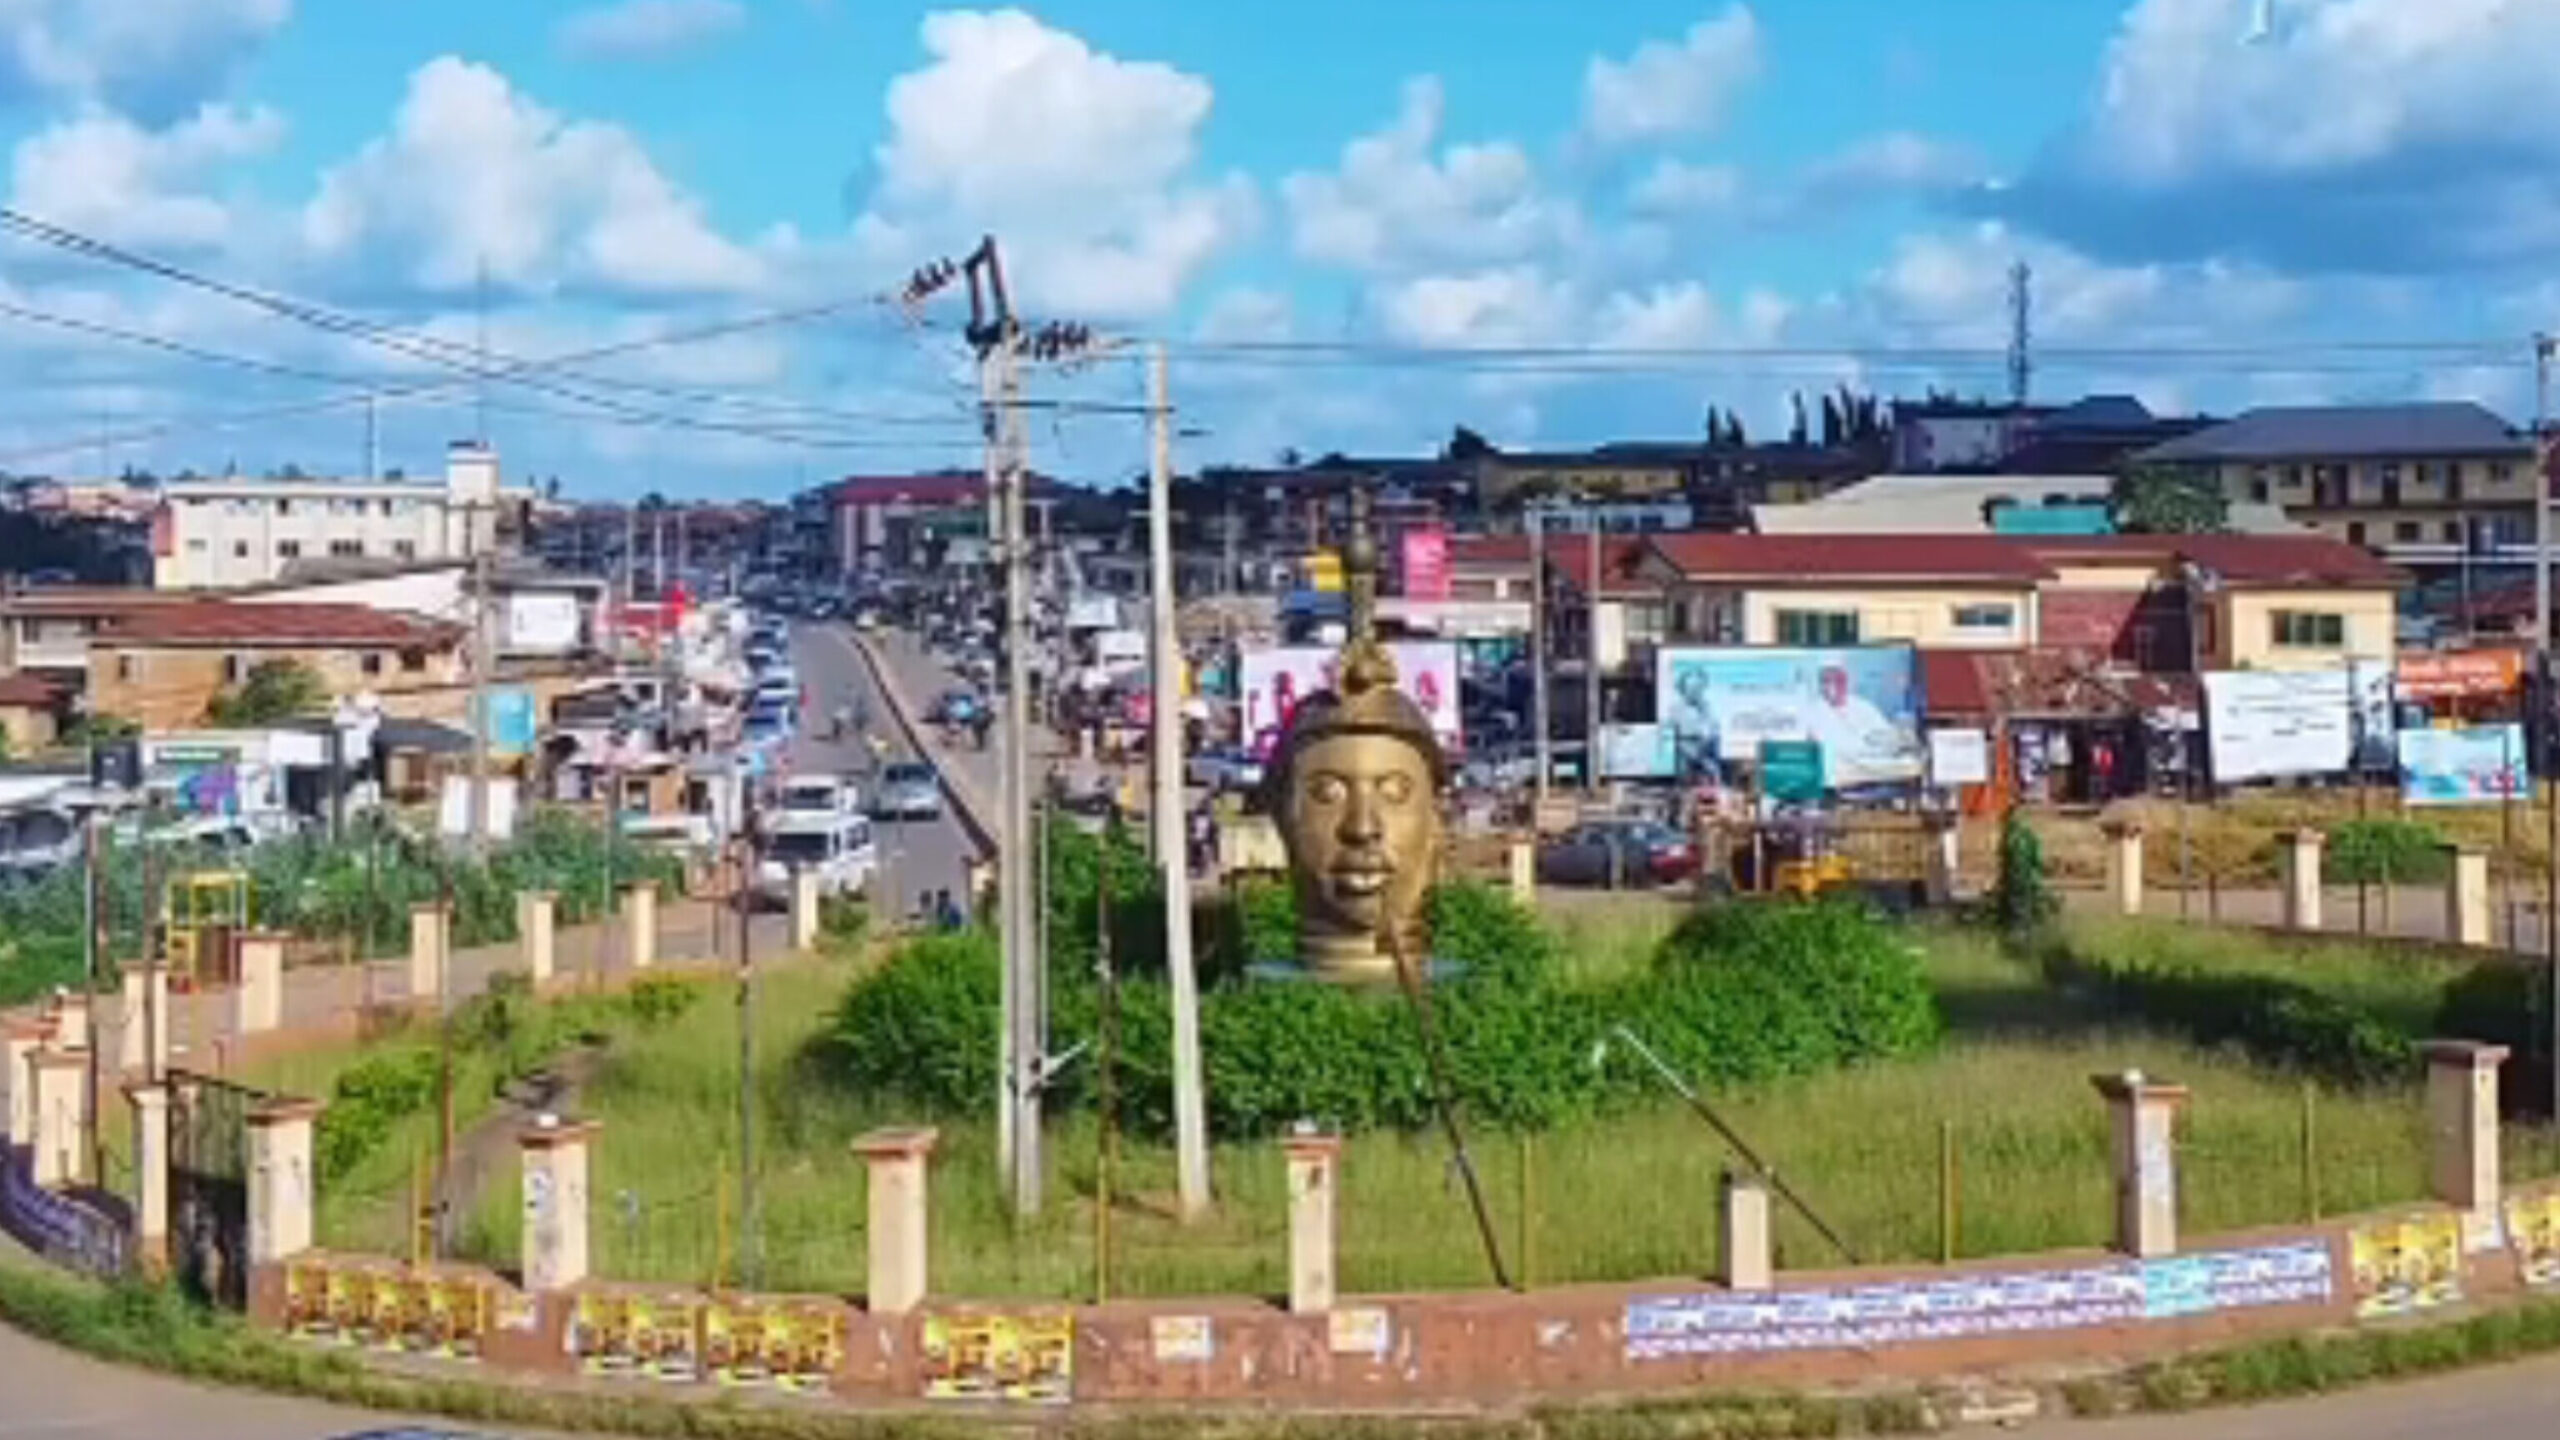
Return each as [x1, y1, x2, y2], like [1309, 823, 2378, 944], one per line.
[1536, 819, 1697, 889]
[620, 814, 719, 870]
[1186, 746, 1264, 794]
[1058, 786, 1119, 836]
[873, 761, 943, 821]
[757, 814, 876, 904]
[743, 701, 795, 746]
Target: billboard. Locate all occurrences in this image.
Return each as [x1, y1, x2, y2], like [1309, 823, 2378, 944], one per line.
[2203, 669, 2355, 783]
[1238, 642, 1462, 755]
[1597, 723, 1670, 779]
[1400, 527, 1451, 601]
[504, 592, 584, 654]
[1654, 646, 1924, 788]
[2397, 649, 2524, 702]
[2398, 724, 2526, 806]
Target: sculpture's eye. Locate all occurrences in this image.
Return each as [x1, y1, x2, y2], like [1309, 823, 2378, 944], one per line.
[1378, 772, 1412, 804]
[1308, 774, 1347, 805]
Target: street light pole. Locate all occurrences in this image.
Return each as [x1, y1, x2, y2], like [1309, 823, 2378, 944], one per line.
[1148, 342, 1211, 1219]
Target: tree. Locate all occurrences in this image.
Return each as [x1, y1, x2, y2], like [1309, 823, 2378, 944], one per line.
[205, 659, 329, 727]
[1788, 392, 1809, 446]
[1274, 446, 1304, 469]
[1819, 393, 1844, 447]
[1444, 426, 1495, 461]
[2112, 465, 2230, 534]
[1992, 805, 2058, 937]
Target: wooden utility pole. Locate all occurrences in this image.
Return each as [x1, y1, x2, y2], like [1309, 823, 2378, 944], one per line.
[1585, 518, 1603, 794]
[2536, 330, 2557, 1124]
[1529, 506, 1552, 813]
[1149, 342, 1210, 1218]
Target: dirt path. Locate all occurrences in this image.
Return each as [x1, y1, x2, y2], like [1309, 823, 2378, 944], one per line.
[430, 1042, 607, 1254]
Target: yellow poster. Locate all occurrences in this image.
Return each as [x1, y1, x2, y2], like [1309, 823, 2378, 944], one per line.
[2350, 1212, 2465, 1317]
[2507, 1189, 2560, 1287]
[704, 1299, 847, 1392]
[921, 1311, 1075, 1403]
[1304, 550, 1344, 593]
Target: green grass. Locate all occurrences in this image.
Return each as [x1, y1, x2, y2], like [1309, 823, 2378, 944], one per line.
[424, 920, 2560, 1301]
[2053, 914, 2479, 1036]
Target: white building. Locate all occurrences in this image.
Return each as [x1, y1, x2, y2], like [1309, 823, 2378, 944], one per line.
[151, 442, 520, 590]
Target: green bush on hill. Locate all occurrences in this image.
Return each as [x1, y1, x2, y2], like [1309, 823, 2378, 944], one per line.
[2322, 817, 2450, 886]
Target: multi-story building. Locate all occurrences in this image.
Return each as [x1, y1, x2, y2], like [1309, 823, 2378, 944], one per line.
[85, 601, 467, 733]
[150, 442, 522, 590]
[2134, 403, 2539, 584]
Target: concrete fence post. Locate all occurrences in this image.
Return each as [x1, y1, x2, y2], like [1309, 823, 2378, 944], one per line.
[1283, 1127, 1342, 1315]
[26, 1047, 88, 1189]
[1922, 813, 1961, 907]
[519, 890, 558, 987]
[2421, 1040, 2507, 1223]
[1718, 1168, 1773, 1291]
[407, 902, 449, 1004]
[792, 866, 822, 952]
[520, 1115, 597, 1293]
[117, 967, 168, 1075]
[2092, 1071, 2187, 1259]
[2102, 820, 2145, 918]
[47, 991, 88, 1053]
[2443, 847, 2490, 948]
[245, 1097, 321, 1265]
[853, 1127, 938, 1316]
[126, 1083, 170, 1272]
[624, 883, 658, 972]
[234, 931, 285, 1037]
[4, 1018, 48, 1147]
[2278, 829, 2324, 932]
[1506, 837, 1537, 907]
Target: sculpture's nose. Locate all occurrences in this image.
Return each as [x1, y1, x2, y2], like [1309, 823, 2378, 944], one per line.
[1337, 783, 1382, 844]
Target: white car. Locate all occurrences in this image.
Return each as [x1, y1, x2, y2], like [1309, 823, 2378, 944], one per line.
[757, 814, 876, 904]
[776, 773, 863, 822]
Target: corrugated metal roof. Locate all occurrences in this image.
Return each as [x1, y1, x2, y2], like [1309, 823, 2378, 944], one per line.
[2139, 402, 2523, 462]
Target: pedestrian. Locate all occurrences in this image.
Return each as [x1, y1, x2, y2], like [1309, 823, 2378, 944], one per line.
[935, 889, 964, 932]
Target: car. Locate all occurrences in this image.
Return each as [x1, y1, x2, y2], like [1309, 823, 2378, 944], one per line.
[1536, 819, 1697, 889]
[1058, 786, 1119, 836]
[873, 761, 943, 821]
[756, 814, 876, 904]
[620, 814, 719, 869]
[1186, 746, 1265, 793]
[777, 773, 863, 821]
[930, 689, 983, 726]
[743, 703, 794, 745]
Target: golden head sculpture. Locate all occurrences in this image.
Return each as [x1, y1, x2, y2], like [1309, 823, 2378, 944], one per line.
[1263, 486, 1447, 981]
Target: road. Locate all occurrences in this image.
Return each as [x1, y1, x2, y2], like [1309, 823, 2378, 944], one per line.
[788, 622, 982, 924]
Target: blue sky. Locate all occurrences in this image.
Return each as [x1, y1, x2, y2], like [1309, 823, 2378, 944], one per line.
[0, 0, 2553, 499]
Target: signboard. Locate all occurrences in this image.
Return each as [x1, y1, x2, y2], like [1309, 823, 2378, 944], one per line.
[1655, 646, 1924, 787]
[2349, 1212, 2463, 1318]
[1304, 550, 1344, 593]
[1238, 642, 1463, 753]
[1597, 723, 1670, 779]
[438, 776, 519, 841]
[2397, 649, 2523, 702]
[2398, 723, 2526, 806]
[504, 592, 583, 654]
[2202, 669, 2354, 783]
[1927, 727, 1990, 787]
[2350, 657, 2396, 773]
[1400, 527, 1451, 601]
[479, 688, 538, 758]
[1759, 740, 1825, 803]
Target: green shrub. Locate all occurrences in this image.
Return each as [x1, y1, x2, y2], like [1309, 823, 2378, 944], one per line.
[2037, 936, 2414, 1087]
[2434, 961, 2553, 1114]
[818, 893, 869, 944]
[1991, 807, 2057, 935]
[317, 1047, 441, 1181]
[622, 976, 699, 1030]
[823, 929, 1002, 1112]
[2323, 817, 2450, 885]
[1629, 901, 1942, 1087]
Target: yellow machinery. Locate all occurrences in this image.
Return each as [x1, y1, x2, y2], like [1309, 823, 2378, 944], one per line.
[1735, 817, 1858, 898]
[164, 870, 251, 991]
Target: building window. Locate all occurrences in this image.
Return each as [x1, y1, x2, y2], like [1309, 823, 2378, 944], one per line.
[186, 538, 207, 553]
[360, 652, 383, 676]
[2248, 477, 2271, 503]
[223, 654, 247, 682]
[393, 540, 417, 560]
[399, 649, 427, 673]
[275, 499, 293, 516]
[2347, 521, 2367, 544]
[2394, 521, 2419, 542]
[380, 500, 394, 516]
[1774, 608, 1860, 646]
[2443, 520, 2463, 543]
[231, 540, 249, 559]
[1950, 602, 2015, 631]
[276, 539, 301, 558]
[2270, 610, 2346, 648]
[329, 538, 363, 558]
[115, 655, 135, 683]
[2283, 465, 2304, 488]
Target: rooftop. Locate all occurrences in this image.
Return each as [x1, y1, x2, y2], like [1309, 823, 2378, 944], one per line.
[2137, 402, 2524, 463]
[1645, 532, 2058, 582]
[0, 672, 63, 706]
[108, 601, 462, 648]
[1751, 474, 2113, 535]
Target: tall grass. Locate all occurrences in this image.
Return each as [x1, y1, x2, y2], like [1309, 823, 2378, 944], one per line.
[440, 924, 2560, 1301]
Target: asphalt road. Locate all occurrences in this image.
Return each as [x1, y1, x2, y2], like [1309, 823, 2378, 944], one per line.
[788, 622, 981, 924]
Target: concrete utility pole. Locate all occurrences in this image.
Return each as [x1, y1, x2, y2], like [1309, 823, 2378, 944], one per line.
[466, 517, 495, 852]
[1585, 518, 1603, 795]
[1148, 342, 1211, 1219]
[980, 326, 1018, 1186]
[1529, 506, 1552, 812]
[2537, 330, 2557, 1124]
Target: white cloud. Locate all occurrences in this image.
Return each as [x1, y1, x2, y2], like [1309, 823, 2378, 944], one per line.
[0, 0, 290, 122]
[849, 8, 1256, 318]
[1581, 5, 1761, 147]
[300, 57, 766, 299]
[1370, 266, 1579, 349]
[1629, 158, 1744, 216]
[556, 0, 745, 61]
[1281, 76, 1581, 274]
[9, 101, 281, 249]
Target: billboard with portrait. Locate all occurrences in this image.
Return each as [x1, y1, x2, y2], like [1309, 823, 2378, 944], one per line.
[1653, 646, 1924, 788]
[2398, 723, 2527, 806]
[1238, 643, 1463, 757]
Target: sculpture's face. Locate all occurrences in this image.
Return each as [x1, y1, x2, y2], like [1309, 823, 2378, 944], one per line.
[1279, 731, 1440, 953]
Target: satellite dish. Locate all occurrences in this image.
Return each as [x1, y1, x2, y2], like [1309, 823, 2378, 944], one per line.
[2242, 0, 2275, 44]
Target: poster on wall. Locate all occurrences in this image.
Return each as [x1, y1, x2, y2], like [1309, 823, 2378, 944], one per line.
[2202, 669, 2355, 783]
[1400, 527, 1451, 601]
[701, 1297, 847, 1391]
[1237, 643, 1463, 755]
[571, 1291, 705, 1381]
[2398, 724, 2526, 806]
[1653, 646, 1924, 788]
[1597, 723, 1670, 779]
[2506, 1188, 2560, 1287]
[920, 1312, 1074, 1403]
[1927, 728, 1990, 787]
[2349, 1212, 2465, 1318]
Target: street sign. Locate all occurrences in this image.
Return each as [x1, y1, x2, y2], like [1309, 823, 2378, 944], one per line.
[1760, 739, 1825, 803]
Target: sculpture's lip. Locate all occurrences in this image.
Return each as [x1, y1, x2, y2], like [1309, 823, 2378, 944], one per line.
[1329, 869, 1390, 897]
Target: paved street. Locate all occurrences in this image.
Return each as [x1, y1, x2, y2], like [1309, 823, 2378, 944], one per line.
[789, 622, 983, 924]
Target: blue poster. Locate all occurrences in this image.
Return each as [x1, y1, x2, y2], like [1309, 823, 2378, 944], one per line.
[1655, 646, 1924, 788]
[482, 688, 539, 758]
[2398, 723, 2525, 806]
